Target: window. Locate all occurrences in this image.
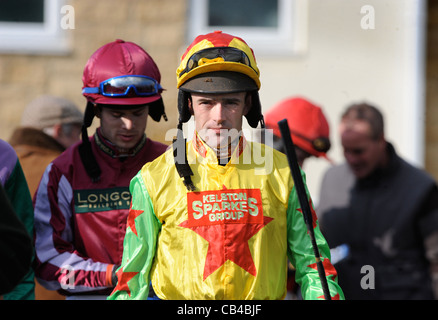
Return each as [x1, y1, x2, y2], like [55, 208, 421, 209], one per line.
[0, 0, 45, 23]
[208, 0, 278, 28]
[188, 0, 307, 55]
[0, 0, 70, 54]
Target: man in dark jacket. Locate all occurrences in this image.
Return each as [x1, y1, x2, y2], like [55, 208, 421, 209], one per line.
[318, 103, 438, 300]
[9, 95, 83, 198]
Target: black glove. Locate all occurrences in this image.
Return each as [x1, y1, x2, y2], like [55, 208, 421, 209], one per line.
[111, 265, 120, 286]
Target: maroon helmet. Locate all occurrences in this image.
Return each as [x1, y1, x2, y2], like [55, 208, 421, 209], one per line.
[80, 40, 167, 182]
[82, 39, 166, 121]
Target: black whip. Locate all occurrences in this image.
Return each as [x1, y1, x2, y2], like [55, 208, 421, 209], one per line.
[277, 119, 331, 300]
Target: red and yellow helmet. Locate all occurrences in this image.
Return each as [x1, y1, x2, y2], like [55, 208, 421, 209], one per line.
[177, 30, 260, 91]
[173, 32, 263, 191]
[176, 31, 263, 128]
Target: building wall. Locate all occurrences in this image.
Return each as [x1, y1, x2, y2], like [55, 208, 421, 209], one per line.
[0, 0, 187, 145]
[254, 0, 432, 200]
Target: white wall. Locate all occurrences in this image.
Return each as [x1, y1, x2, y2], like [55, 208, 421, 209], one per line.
[255, 0, 426, 203]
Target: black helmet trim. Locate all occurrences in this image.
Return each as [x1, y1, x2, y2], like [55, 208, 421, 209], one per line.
[245, 91, 264, 129]
[179, 71, 258, 94]
[148, 97, 168, 122]
[79, 101, 101, 182]
[173, 122, 196, 191]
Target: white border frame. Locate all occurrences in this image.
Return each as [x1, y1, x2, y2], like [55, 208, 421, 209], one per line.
[0, 0, 70, 55]
[188, 0, 308, 56]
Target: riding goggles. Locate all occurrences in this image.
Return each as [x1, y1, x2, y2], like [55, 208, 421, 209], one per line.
[82, 75, 162, 97]
[291, 130, 331, 153]
[179, 47, 256, 78]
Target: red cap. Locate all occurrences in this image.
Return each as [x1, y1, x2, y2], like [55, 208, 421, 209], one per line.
[264, 97, 331, 159]
[82, 39, 162, 105]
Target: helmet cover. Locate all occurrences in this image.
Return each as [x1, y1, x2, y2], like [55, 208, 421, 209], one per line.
[264, 97, 331, 158]
[82, 39, 166, 121]
[177, 31, 263, 128]
[177, 31, 260, 90]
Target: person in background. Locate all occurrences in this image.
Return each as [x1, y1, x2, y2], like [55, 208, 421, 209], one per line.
[9, 95, 83, 198]
[264, 96, 332, 167]
[0, 139, 34, 299]
[8, 95, 83, 300]
[109, 31, 343, 300]
[264, 96, 332, 299]
[0, 182, 33, 297]
[33, 39, 168, 300]
[318, 102, 438, 299]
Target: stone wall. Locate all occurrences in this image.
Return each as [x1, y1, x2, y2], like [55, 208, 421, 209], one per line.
[0, 0, 187, 145]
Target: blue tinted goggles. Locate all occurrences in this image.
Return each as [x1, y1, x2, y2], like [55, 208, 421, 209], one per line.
[82, 75, 162, 97]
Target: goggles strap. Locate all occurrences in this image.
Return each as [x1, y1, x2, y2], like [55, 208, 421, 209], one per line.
[82, 87, 100, 94]
[289, 130, 330, 153]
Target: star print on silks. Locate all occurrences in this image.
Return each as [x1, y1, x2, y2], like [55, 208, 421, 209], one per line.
[112, 267, 138, 297]
[127, 202, 143, 237]
[318, 292, 341, 300]
[307, 259, 340, 300]
[297, 197, 318, 230]
[179, 188, 273, 280]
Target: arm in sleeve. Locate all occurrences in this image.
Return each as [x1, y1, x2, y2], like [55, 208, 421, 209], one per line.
[2, 159, 35, 300]
[34, 163, 113, 293]
[108, 172, 161, 300]
[286, 170, 344, 300]
[0, 183, 33, 296]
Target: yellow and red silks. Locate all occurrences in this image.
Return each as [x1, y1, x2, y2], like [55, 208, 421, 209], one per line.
[108, 135, 344, 300]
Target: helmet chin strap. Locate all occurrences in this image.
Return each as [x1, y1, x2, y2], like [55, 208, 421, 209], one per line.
[173, 121, 196, 192]
[79, 102, 101, 182]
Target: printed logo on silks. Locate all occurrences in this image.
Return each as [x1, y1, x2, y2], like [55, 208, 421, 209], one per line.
[187, 188, 263, 226]
[180, 186, 273, 279]
[74, 187, 131, 213]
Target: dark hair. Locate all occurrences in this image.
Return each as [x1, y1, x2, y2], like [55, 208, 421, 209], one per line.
[341, 102, 384, 140]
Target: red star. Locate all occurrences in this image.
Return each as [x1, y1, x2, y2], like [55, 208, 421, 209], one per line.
[111, 267, 138, 297]
[318, 293, 341, 300]
[297, 198, 318, 229]
[127, 202, 143, 236]
[307, 258, 340, 300]
[307, 258, 338, 281]
[180, 216, 273, 280]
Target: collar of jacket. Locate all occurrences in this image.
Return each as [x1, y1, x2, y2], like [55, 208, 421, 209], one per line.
[357, 142, 400, 187]
[94, 128, 147, 158]
[9, 127, 65, 152]
[192, 131, 246, 165]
